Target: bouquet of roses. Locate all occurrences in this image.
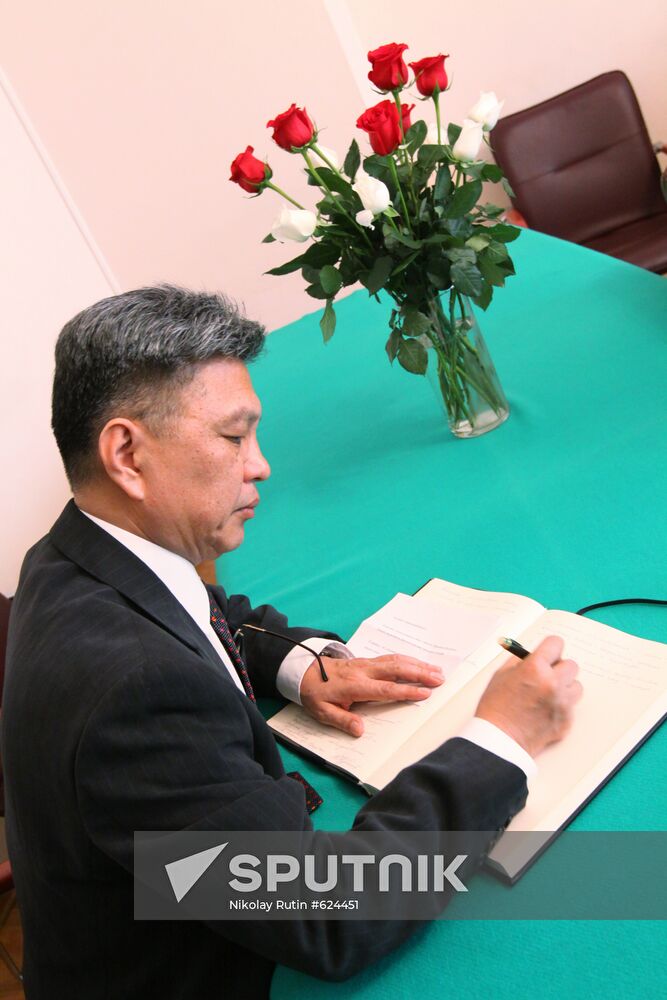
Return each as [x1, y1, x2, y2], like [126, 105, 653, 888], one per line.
[230, 42, 519, 435]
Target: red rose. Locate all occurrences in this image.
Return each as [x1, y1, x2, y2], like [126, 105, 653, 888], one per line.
[356, 99, 414, 156]
[229, 146, 271, 193]
[409, 54, 450, 97]
[266, 104, 315, 151]
[367, 42, 409, 92]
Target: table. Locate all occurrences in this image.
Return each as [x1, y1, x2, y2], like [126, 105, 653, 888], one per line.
[218, 229, 667, 999]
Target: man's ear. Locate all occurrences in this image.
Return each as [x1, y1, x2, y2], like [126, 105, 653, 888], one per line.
[97, 418, 147, 500]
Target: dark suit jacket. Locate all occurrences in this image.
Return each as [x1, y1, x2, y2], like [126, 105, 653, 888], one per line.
[2, 502, 528, 998]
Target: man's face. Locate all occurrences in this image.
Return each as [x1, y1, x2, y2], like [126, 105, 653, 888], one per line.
[139, 358, 270, 562]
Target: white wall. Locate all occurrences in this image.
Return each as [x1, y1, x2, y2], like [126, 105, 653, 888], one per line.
[0, 73, 117, 594]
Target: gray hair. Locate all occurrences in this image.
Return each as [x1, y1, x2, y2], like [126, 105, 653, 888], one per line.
[52, 284, 266, 487]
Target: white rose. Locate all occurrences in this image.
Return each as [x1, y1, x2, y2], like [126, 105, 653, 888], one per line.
[310, 144, 340, 170]
[270, 207, 318, 243]
[452, 119, 485, 162]
[352, 169, 391, 215]
[467, 92, 504, 131]
[355, 209, 374, 228]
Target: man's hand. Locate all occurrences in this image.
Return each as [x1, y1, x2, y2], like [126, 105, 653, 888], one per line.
[300, 655, 444, 737]
[475, 635, 583, 758]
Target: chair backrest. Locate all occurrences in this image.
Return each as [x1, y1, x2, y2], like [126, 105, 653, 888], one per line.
[492, 71, 665, 244]
[0, 595, 11, 817]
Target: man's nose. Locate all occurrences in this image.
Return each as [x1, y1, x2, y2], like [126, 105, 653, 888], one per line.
[246, 443, 270, 482]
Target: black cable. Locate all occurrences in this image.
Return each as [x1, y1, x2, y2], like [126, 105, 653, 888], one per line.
[576, 598, 667, 616]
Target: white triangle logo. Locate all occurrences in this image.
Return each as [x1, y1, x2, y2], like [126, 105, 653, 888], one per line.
[165, 842, 228, 902]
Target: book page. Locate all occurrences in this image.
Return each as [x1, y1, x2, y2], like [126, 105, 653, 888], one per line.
[269, 591, 509, 785]
[415, 578, 545, 669]
[503, 610, 667, 832]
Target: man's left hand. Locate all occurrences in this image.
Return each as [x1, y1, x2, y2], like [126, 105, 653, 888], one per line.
[299, 655, 444, 737]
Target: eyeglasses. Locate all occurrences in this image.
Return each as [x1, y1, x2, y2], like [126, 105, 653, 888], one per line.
[233, 623, 329, 682]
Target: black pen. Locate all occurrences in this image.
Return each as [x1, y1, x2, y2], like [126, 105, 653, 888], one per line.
[498, 636, 531, 659]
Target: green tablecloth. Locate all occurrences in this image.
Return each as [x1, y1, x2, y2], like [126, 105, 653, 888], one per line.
[217, 229, 667, 998]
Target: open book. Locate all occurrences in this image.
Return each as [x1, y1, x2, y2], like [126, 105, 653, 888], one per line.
[269, 579, 667, 882]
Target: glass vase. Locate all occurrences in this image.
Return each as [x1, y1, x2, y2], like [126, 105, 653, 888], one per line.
[421, 294, 510, 438]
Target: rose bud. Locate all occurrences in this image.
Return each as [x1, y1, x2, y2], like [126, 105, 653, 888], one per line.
[452, 119, 485, 162]
[270, 207, 318, 243]
[409, 54, 449, 97]
[367, 42, 409, 92]
[267, 104, 316, 151]
[356, 99, 413, 156]
[467, 91, 505, 131]
[353, 169, 391, 215]
[229, 146, 272, 193]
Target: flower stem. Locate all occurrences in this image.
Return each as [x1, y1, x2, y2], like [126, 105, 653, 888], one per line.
[434, 91, 442, 144]
[388, 156, 412, 234]
[266, 182, 305, 210]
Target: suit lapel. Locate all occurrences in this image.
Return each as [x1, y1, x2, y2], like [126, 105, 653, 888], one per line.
[49, 500, 226, 674]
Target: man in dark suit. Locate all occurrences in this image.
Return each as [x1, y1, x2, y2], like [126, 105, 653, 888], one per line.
[2, 286, 581, 998]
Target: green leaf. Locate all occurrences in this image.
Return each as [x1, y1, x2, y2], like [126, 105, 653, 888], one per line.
[382, 224, 422, 249]
[401, 306, 432, 337]
[391, 249, 421, 277]
[302, 242, 340, 267]
[385, 328, 402, 363]
[262, 233, 276, 243]
[434, 164, 452, 202]
[343, 139, 361, 181]
[425, 253, 451, 291]
[361, 255, 394, 295]
[363, 154, 392, 184]
[405, 120, 428, 154]
[398, 338, 428, 375]
[485, 241, 509, 264]
[445, 247, 477, 265]
[306, 283, 330, 300]
[319, 264, 343, 295]
[306, 166, 353, 197]
[450, 260, 483, 297]
[417, 144, 448, 173]
[266, 252, 310, 276]
[486, 222, 521, 243]
[471, 278, 493, 311]
[466, 234, 491, 252]
[302, 265, 321, 284]
[320, 299, 336, 342]
[447, 123, 462, 146]
[461, 162, 485, 180]
[480, 204, 505, 219]
[501, 176, 516, 198]
[481, 163, 504, 182]
[444, 179, 483, 218]
[476, 255, 506, 288]
[444, 217, 473, 239]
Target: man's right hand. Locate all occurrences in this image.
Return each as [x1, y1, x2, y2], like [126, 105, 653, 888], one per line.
[475, 635, 583, 758]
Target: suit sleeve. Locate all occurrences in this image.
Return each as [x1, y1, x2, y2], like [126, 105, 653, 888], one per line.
[210, 585, 342, 697]
[75, 649, 528, 983]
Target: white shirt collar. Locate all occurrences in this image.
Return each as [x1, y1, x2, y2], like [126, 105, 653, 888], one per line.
[79, 508, 213, 640]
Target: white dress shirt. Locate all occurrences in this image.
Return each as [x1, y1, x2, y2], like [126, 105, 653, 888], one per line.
[81, 510, 536, 780]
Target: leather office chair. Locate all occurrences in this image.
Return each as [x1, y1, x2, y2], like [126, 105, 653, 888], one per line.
[492, 71, 667, 273]
[0, 593, 22, 982]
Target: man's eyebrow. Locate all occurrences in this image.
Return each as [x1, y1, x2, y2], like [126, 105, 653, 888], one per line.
[219, 406, 261, 426]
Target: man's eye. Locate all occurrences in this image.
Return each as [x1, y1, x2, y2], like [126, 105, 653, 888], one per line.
[225, 436, 243, 445]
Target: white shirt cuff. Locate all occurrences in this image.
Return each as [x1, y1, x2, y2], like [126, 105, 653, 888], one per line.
[276, 638, 352, 704]
[458, 717, 538, 780]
